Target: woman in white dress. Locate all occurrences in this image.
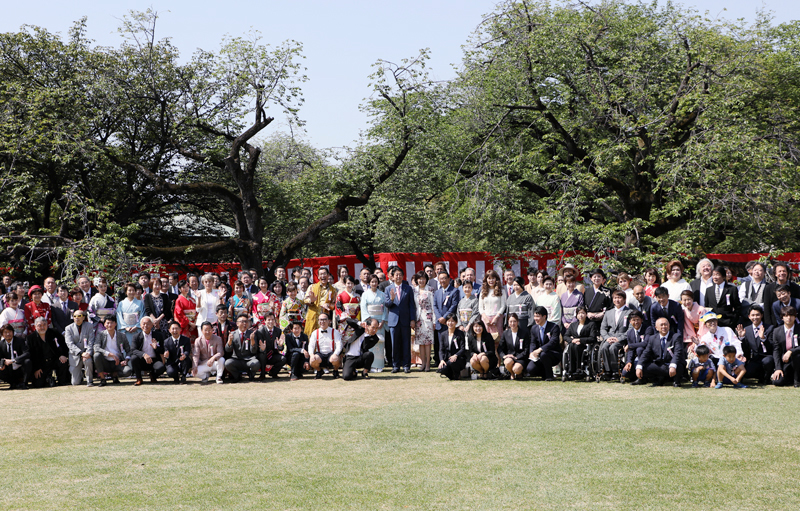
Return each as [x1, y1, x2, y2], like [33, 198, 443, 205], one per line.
[195, 273, 221, 326]
[662, 259, 691, 302]
[413, 272, 435, 372]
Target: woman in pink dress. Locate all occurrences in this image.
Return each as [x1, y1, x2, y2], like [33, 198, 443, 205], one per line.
[680, 289, 709, 358]
[479, 270, 506, 336]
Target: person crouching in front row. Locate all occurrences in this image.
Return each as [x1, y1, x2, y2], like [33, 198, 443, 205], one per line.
[437, 313, 467, 380]
[193, 321, 225, 385]
[341, 318, 378, 381]
[164, 320, 192, 384]
[92, 316, 131, 386]
[309, 314, 342, 379]
[224, 313, 260, 382]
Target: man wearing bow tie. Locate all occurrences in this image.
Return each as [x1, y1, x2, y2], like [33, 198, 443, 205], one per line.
[309, 314, 342, 379]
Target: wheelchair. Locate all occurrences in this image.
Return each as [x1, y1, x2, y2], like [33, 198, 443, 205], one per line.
[593, 340, 627, 383]
[561, 340, 600, 382]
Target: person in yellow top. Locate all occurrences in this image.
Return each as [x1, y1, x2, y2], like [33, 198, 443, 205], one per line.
[304, 267, 336, 336]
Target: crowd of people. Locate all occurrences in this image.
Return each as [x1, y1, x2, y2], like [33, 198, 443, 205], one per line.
[1, 257, 799, 389]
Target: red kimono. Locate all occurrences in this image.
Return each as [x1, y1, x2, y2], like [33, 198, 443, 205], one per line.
[173, 294, 198, 339]
[252, 291, 280, 326]
[24, 300, 51, 332]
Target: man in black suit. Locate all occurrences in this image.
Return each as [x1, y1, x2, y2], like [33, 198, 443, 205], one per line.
[771, 306, 800, 387]
[689, 257, 715, 309]
[584, 269, 612, 330]
[164, 320, 192, 384]
[51, 285, 78, 334]
[386, 268, 416, 373]
[736, 305, 774, 384]
[704, 265, 741, 328]
[76, 275, 95, 305]
[526, 306, 562, 381]
[0, 324, 30, 389]
[224, 314, 260, 382]
[253, 313, 284, 380]
[620, 311, 654, 382]
[27, 316, 69, 387]
[341, 318, 378, 381]
[649, 286, 684, 337]
[770, 285, 800, 327]
[283, 321, 310, 381]
[627, 285, 653, 330]
[129, 316, 167, 385]
[763, 263, 800, 326]
[433, 271, 460, 367]
[633, 317, 685, 387]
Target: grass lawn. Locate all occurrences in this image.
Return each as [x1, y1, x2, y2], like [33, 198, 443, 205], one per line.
[2, 372, 800, 510]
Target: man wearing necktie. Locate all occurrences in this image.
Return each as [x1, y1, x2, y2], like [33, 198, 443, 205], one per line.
[704, 266, 740, 328]
[736, 305, 774, 385]
[634, 317, 685, 387]
[224, 314, 260, 382]
[386, 268, 416, 374]
[526, 306, 562, 381]
[771, 306, 800, 387]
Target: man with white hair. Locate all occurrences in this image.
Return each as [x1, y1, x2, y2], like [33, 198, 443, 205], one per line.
[64, 309, 95, 386]
[690, 258, 715, 307]
[129, 316, 167, 385]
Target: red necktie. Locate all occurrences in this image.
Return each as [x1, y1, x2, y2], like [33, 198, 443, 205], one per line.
[787, 329, 793, 351]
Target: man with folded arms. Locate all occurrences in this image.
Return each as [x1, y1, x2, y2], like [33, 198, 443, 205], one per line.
[193, 321, 225, 384]
[93, 316, 132, 386]
[309, 313, 342, 379]
[129, 316, 166, 385]
[164, 320, 192, 384]
[224, 313, 260, 382]
[64, 309, 95, 386]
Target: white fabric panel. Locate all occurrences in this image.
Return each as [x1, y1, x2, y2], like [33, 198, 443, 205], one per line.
[406, 261, 416, 279]
[546, 259, 556, 276]
[476, 261, 486, 281]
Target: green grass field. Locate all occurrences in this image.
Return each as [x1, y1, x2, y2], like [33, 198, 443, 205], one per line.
[2, 373, 800, 510]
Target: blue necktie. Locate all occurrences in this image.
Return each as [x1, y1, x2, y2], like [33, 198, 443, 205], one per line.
[540, 326, 545, 343]
[660, 337, 667, 357]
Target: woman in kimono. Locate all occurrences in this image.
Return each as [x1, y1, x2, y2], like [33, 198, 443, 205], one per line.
[228, 280, 251, 322]
[413, 272, 435, 372]
[560, 276, 584, 330]
[505, 277, 534, 339]
[680, 289, 709, 357]
[252, 277, 280, 327]
[173, 279, 198, 339]
[280, 282, 306, 332]
[88, 278, 115, 334]
[335, 276, 361, 325]
[456, 280, 480, 331]
[359, 274, 388, 372]
[0, 292, 27, 338]
[116, 282, 144, 347]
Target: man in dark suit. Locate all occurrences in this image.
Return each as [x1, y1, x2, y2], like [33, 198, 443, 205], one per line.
[0, 325, 30, 389]
[224, 313, 260, 382]
[51, 285, 78, 334]
[283, 321, 310, 381]
[433, 271, 460, 367]
[164, 320, 192, 384]
[386, 268, 416, 373]
[620, 311, 655, 382]
[770, 285, 800, 327]
[736, 305, 774, 384]
[76, 275, 96, 306]
[633, 317, 685, 387]
[771, 305, 800, 387]
[353, 267, 373, 297]
[689, 258, 715, 310]
[649, 286, 684, 337]
[253, 313, 284, 379]
[526, 306, 562, 381]
[763, 263, 800, 326]
[704, 265, 740, 328]
[627, 285, 653, 330]
[129, 316, 167, 385]
[584, 269, 612, 329]
[27, 316, 69, 387]
[341, 318, 378, 381]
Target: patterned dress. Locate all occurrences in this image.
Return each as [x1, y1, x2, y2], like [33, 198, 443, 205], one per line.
[252, 290, 280, 326]
[414, 288, 434, 346]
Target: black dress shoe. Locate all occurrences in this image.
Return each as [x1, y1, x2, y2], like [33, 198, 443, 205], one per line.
[180, 374, 187, 384]
[629, 379, 644, 385]
[99, 378, 106, 387]
[332, 370, 340, 379]
[112, 376, 120, 384]
[259, 373, 266, 381]
[173, 377, 180, 384]
[673, 382, 681, 387]
[150, 373, 157, 383]
[391, 368, 399, 373]
[404, 368, 410, 373]
[544, 377, 554, 382]
[794, 382, 800, 388]
[315, 371, 323, 379]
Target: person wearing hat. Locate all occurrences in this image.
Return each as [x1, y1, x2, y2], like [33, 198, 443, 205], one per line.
[556, 264, 585, 296]
[64, 308, 95, 386]
[23, 285, 52, 333]
[697, 311, 743, 370]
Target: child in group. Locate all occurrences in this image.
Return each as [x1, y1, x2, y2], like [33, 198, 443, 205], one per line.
[716, 344, 747, 389]
[688, 344, 715, 387]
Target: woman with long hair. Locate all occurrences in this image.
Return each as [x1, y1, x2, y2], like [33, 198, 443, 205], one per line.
[479, 269, 506, 336]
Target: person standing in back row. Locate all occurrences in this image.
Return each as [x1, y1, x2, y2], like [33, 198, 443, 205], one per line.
[386, 268, 416, 374]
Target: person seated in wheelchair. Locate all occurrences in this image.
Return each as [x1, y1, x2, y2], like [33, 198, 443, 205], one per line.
[621, 310, 654, 382]
[562, 306, 597, 380]
[597, 290, 631, 380]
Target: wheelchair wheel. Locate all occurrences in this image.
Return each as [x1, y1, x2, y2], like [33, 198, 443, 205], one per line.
[589, 343, 602, 383]
[561, 347, 571, 381]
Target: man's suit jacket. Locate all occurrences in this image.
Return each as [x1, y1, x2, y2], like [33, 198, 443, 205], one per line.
[285, 332, 309, 356]
[52, 301, 78, 333]
[64, 321, 95, 357]
[638, 332, 684, 369]
[254, 325, 283, 355]
[94, 330, 132, 360]
[27, 329, 68, 370]
[433, 283, 460, 332]
[690, 278, 713, 309]
[386, 281, 417, 328]
[0, 336, 29, 365]
[623, 326, 655, 365]
[225, 330, 257, 360]
[704, 283, 740, 328]
[164, 334, 193, 366]
[439, 329, 467, 361]
[529, 321, 562, 359]
[129, 329, 166, 359]
[771, 298, 800, 327]
[764, 281, 800, 322]
[740, 323, 774, 362]
[194, 334, 223, 365]
[627, 296, 653, 329]
[649, 300, 684, 337]
[498, 329, 529, 360]
[772, 323, 800, 372]
[600, 307, 630, 341]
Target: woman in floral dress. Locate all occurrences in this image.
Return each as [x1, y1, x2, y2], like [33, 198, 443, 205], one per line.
[413, 272, 435, 372]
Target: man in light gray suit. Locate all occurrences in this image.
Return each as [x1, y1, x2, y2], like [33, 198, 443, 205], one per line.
[64, 309, 95, 387]
[597, 289, 630, 378]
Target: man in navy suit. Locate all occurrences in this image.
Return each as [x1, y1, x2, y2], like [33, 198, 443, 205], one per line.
[770, 285, 800, 326]
[525, 306, 562, 380]
[771, 306, 800, 387]
[433, 271, 459, 367]
[736, 305, 774, 384]
[620, 311, 654, 382]
[386, 268, 416, 373]
[649, 286, 684, 338]
[633, 317, 685, 387]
